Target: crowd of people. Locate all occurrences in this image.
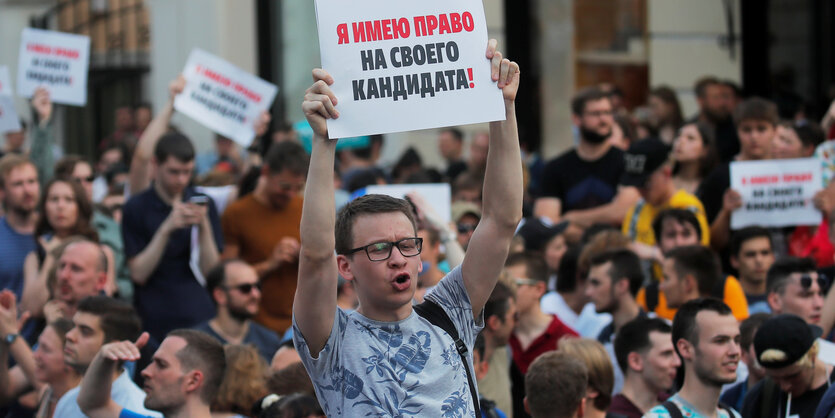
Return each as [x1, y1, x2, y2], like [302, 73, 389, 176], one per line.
[3, 34, 835, 418]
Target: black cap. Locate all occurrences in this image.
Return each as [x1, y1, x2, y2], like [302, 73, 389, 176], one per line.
[516, 218, 568, 252]
[619, 138, 671, 188]
[753, 314, 822, 369]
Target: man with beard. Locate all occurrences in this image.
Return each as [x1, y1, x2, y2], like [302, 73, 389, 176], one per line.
[193, 259, 280, 362]
[535, 87, 640, 233]
[78, 329, 225, 418]
[692, 76, 739, 164]
[55, 296, 160, 418]
[645, 298, 742, 418]
[0, 155, 39, 301]
[586, 248, 646, 394]
[221, 141, 308, 334]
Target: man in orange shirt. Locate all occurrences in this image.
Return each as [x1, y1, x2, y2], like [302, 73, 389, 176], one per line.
[221, 141, 308, 333]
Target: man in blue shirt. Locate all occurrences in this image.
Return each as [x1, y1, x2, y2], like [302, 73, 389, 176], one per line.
[192, 259, 280, 362]
[122, 132, 223, 342]
[0, 155, 39, 301]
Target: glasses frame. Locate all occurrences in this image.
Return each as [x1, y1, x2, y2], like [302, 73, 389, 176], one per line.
[224, 282, 262, 294]
[799, 274, 828, 292]
[345, 237, 424, 262]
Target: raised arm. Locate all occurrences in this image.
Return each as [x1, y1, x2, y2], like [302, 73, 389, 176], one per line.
[293, 69, 340, 355]
[462, 40, 523, 319]
[78, 333, 148, 418]
[28, 87, 54, 188]
[128, 76, 184, 195]
[0, 291, 37, 405]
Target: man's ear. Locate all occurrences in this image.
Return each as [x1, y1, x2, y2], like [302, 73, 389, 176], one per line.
[571, 114, 581, 127]
[576, 397, 586, 418]
[535, 281, 547, 299]
[676, 338, 693, 362]
[337, 255, 354, 283]
[486, 315, 501, 332]
[212, 287, 227, 306]
[524, 397, 530, 415]
[183, 369, 203, 395]
[684, 274, 698, 295]
[767, 291, 782, 313]
[627, 351, 643, 373]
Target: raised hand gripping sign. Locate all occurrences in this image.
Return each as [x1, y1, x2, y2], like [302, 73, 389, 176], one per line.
[314, 0, 505, 138]
[16, 28, 90, 106]
[174, 49, 278, 147]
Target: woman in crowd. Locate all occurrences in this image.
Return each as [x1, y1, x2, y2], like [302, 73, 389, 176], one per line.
[648, 86, 685, 145]
[20, 178, 116, 317]
[558, 338, 616, 418]
[671, 121, 719, 195]
[212, 344, 269, 418]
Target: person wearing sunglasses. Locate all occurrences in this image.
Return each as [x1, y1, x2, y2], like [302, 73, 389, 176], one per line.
[767, 257, 827, 327]
[292, 39, 522, 417]
[193, 259, 279, 363]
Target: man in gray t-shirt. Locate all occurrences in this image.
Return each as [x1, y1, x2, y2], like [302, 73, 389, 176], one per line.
[293, 39, 522, 417]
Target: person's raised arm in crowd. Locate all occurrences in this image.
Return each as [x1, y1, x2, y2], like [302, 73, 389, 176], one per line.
[0, 290, 37, 405]
[293, 68, 340, 355]
[459, 39, 523, 319]
[28, 87, 54, 187]
[128, 75, 184, 196]
[709, 188, 742, 251]
[77, 332, 148, 418]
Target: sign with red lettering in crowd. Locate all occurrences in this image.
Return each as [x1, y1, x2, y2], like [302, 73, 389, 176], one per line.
[174, 49, 278, 147]
[0, 66, 13, 96]
[16, 28, 90, 106]
[313, 0, 505, 138]
[730, 158, 823, 229]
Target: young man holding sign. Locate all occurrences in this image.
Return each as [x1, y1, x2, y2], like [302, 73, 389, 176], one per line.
[293, 39, 521, 417]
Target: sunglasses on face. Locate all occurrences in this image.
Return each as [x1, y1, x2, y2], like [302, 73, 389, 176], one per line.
[457, 224, 477, 234]
[799, 274, 828, 291]
[226, 282, 262, 294]
[75, 176, 95, 184]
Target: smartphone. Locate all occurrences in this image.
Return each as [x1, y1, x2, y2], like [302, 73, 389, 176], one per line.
[188, 195, 209, 206]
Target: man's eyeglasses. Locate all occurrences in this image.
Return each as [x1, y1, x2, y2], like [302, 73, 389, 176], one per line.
[225, 282, 262, 294]
[514, 278, 541, 287]
[457, 224, 477, 234]
[345, 237, 423, 262]
[799, 274, 828, 291]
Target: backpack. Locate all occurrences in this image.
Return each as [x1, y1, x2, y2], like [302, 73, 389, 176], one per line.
[413, 299, 481, 418]
[660, 400, 734, 418]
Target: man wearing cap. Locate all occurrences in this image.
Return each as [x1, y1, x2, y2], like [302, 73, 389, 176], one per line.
[741, 314, 834, 418]
[452, 201, 481, 250]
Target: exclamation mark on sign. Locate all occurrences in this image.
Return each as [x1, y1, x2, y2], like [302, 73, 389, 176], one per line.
[468, 68, 474, 88]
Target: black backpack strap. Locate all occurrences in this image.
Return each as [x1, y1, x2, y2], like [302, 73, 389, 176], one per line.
[414, 299, 481, 418]
[646, 281, 659, 312]
[717, 401, 734, 417]
[662, 400, 684, 418]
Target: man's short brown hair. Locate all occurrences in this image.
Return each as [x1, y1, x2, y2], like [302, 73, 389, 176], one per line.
[0, 154, 35, 189]
[167, 329, 227, 404]
[525, 351, 588, 418]
[334, 194, 417, 255]
[734, 97, 779, 126]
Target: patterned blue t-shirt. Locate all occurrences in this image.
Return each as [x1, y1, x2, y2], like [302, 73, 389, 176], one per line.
[644, 393, 742, 418]
[293, 265, 484, 417]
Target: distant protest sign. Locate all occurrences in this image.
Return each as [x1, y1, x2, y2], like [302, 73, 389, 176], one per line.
[0, 66, 13, 96]
[730, 158, 823, 229]
[174, 49, 278, 147]
[355, 183, 451, 223]
[17, 28, 90, 106]
[313, 0, 505, 138]
[0, 96, 22, 134]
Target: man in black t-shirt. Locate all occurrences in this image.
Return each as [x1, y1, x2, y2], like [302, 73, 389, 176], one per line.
[535, 87, 639, 233]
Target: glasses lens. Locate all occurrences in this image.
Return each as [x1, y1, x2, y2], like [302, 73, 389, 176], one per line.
[236, 283, 260, 293]
[366, 242, 393, 261]
[397, 238, 422, 257]
[457, 224, 476, 234]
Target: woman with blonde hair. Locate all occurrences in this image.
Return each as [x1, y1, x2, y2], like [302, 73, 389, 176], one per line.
[212, 344, 269, 417]
[558, 338, 615, 418]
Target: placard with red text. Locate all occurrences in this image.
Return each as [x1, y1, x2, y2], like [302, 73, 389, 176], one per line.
[16, 28, 90, 106]
[174, 49, 278, 147]
[730, 158, 823, 229]
[313, 0, 505, 138]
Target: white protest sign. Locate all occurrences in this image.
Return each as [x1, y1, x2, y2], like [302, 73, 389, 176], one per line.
[313, 0, 505, 138]
[0, 66, 13, 96]
[174, 49, 278, 147]
[0, 95, 22, 134]
[357, 183, 451, 223]
[730, 158, 823, 229]
[17, 28, 90, 106]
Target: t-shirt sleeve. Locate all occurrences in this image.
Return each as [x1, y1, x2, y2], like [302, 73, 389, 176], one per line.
[121, 198, 148, 259]
[423, 265, 484, 349]
[120, 409, 153, 418]
[292, 308, 346, 371]
[220, 203, 240, 250]
[724, 277, 749, 321]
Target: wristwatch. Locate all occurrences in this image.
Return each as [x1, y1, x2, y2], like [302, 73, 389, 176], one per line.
[3, 333, 18, 345]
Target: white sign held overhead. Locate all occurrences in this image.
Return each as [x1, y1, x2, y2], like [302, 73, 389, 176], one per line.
[356, 183, 452, 223]
[313, 0, 505, 138]
[174, 49, 279, 147]
[0, 96, 22, 134]
[730, 158, 823, 229]
[16, 28, 90, 106]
